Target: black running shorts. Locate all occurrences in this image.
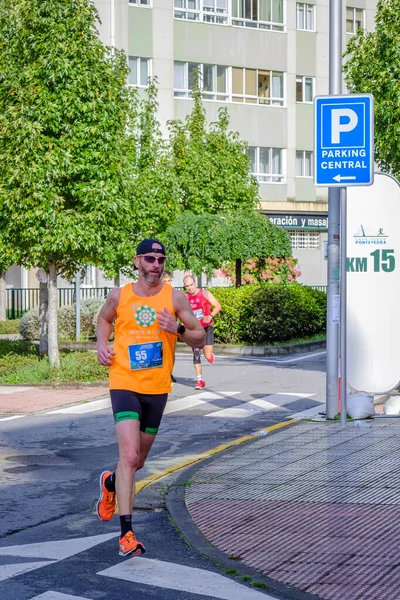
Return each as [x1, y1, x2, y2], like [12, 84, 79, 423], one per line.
[110, 389, 168, 435]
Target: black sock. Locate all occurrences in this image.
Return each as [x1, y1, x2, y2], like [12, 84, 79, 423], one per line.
[120, 515, 132, 538]
[105, 472, 116, 492]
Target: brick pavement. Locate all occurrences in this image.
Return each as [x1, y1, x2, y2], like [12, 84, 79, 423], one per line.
[0, 386, 109, 414]
[186, 419, 400, 600]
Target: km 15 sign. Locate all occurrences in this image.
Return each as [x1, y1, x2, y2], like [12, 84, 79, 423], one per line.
[314, 94, 374, 187]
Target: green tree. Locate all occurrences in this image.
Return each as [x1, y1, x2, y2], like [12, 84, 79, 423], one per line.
[168, 87, 259, 214]
[0, 0, 137, 365]
[344, 0, 400, 176]
[164, 211, 292, 285]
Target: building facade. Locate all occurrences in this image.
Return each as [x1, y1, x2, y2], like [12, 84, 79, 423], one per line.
[93, 0, 377, 286]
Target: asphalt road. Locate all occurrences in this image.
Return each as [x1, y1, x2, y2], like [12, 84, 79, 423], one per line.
[0, 350, 326, 600]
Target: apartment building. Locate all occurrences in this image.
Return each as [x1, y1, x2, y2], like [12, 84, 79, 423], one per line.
[89, 0, 377, 286]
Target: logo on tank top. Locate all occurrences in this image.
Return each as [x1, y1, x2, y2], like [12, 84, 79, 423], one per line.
[134, 305, 156, 327]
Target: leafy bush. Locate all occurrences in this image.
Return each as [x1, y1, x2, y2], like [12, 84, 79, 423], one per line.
[19, 308, 40, 341]
[19, 297, 105, 341]
[211, 283, 326, 345]
[58, 297, 104, 340]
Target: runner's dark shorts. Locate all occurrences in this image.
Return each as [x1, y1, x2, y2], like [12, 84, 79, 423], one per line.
[110, 390, 168, 435]
[203, 325, 214, 345]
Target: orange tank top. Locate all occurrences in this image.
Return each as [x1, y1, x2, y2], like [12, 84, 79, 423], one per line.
[109, 282, 176, 394]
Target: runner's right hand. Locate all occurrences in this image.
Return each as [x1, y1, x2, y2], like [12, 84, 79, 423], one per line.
[97, 344, 116, 366]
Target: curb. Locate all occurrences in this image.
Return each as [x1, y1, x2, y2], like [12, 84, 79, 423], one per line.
[176, 339, 325, 357]
[166, 429, 320, 600]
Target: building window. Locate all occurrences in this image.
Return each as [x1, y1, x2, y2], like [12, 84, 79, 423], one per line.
[288, 230, 320, 249]
[174, 62, 229, 100]
[174, 0, 229, 23]
[296, 151, 313, 177]
[129, 0, 151, 6]
[346, 7, 364, 33]
[128, 57, 151, 87]
[296, 3, 315, 31]
[232, 68, 284, 106]
[296, 76, 314, 102]
[232, 0, 284, 31]
[248, 147, 284, 183]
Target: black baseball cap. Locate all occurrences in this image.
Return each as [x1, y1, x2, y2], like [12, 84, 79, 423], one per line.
[136, 238, 166, 256]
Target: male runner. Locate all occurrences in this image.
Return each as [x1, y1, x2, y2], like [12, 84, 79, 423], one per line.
[96, 239, 205, 557]
[183, 274, 221, 389]
[162, 270, 173, 285]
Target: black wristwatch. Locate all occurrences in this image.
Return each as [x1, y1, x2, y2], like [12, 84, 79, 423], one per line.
[177, 324, 186, 336]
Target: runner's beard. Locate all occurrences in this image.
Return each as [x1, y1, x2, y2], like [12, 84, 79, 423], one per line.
[141, 266, 162, 285]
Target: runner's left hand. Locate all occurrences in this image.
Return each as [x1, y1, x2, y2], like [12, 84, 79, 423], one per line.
[157, 308, 179, 334]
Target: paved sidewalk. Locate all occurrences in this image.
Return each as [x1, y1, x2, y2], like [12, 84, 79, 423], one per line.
[0, 386, 109, 413]
[185, 418, 400, 600]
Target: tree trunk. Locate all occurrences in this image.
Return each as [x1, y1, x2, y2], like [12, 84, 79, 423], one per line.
[114, 272, 120, 287]
[235, 258, 242, 287]
[0, 272, 6, 321]
[39, 281, 48, 355]
[47, 259, 60, 368]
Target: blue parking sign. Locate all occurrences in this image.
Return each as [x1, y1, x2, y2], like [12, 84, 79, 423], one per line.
[314, 94, 374, 186]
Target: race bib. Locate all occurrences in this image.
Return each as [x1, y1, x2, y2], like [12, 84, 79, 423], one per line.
[128, 342, 163, 370]
[193, 308, 204, 321]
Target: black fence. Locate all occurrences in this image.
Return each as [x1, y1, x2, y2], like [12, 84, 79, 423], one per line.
[7, 287, 113, 320]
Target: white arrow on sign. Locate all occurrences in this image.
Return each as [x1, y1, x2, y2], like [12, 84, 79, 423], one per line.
[333, 174, 357, 183]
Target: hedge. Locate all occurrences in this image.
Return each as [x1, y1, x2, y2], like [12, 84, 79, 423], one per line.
[19, 297, 105, 341]
[211, 283, 326, 345]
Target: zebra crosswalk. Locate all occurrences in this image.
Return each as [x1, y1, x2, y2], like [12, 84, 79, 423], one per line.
[0, 390, 324, 421]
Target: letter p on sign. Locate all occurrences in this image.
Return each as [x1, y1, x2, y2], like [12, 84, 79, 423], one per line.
[331, 108, 358, 144]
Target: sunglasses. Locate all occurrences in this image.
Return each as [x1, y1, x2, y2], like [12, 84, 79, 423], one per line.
[141, 255, 167, 265]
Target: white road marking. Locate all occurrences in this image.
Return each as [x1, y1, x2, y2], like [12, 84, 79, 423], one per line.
[29, 593, 91, 600]
[0, 561, 56, 582]
[164, 391, 240, 415]
[98, 556, 277, 599]
[0, 414, 25, 422]
[217, 350, 326, 364]
[0, 386, 34, 394]
[0, 532, 119, 561]
[206, 393, 315, 418]
[47, 397, 110, 415]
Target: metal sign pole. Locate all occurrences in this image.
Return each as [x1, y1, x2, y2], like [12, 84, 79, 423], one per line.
[326, 0, 342, 419]
[340, 187, 347, 428]
[75, 272, 80, 342]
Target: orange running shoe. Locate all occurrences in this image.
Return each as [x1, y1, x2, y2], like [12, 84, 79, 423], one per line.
[96, 471, 116, 521]
[119, 531, 146, 557]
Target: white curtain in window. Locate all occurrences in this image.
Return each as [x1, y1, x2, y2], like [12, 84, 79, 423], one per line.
[306, 4, 314, 29]
[272, 149, 281, 174]
[128, 57, 138, 85]
[259, 148, 269, 174]
[305, 77, 313, 101]
[272, 0, 283, 23]
[296, 4, 304, 29]
[296, 151, 303, 176]
[304, 151, 313, 176]
[140, 59, 149, 86]
[217, 66, 227, 93]
[174, 62, 185, 90]
[247, 148, 258, 173]
[259, 0, 270, 22]
[203, 64, 214, 91]
[271, 73, 283, 99]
